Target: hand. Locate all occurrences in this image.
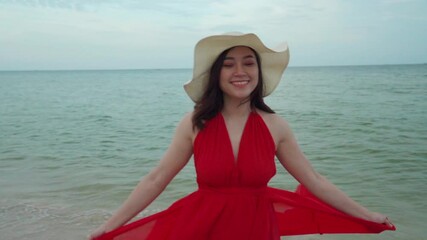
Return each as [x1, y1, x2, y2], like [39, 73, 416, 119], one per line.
[367, 212, 394, 228]
[88, 225, 106, 240]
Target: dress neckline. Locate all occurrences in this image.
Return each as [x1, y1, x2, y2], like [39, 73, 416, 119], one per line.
[219, 111, 255, 166]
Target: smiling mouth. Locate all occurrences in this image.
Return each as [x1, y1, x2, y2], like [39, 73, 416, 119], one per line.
[231, 80, 250, 86]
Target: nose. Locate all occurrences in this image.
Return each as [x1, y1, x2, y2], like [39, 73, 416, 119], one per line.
[233, 63, 245, 76]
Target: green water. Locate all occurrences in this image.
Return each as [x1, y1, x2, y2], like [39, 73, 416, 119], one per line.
[0, 65, 426, 239]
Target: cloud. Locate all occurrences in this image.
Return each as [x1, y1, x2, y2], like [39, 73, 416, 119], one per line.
[0, 0, 426, 69]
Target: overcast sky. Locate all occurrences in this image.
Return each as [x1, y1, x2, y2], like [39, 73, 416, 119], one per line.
[1, 0, 426, 70]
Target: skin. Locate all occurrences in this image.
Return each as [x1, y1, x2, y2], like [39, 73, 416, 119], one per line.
[89, 46, 392, 239]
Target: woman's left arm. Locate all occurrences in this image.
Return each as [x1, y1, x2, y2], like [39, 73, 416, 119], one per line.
[273, 116, 392, 226]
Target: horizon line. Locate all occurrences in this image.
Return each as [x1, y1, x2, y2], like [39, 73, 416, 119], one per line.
[0, 62, 425, 72]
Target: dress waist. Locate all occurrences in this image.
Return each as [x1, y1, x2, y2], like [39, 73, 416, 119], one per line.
[198, 186, 267, 195]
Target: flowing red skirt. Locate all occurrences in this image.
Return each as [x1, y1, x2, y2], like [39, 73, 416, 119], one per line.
[95, 185, 395, 240]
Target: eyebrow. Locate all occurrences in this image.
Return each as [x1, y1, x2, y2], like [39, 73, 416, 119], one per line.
[224, 55, 255, 60]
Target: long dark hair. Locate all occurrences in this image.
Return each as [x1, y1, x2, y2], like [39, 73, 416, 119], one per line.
[192, 47, 275, 130]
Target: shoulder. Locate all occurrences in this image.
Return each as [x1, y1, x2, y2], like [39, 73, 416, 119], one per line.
[173, 112, 194, 137]
[180, 111, 193, 125]
[176, 111, 198, 142]
[256, 109, 293, 143]
[256, 109, 290, 129]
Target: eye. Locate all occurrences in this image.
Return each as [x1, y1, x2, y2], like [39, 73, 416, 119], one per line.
[244, 61, 256, 66]
[222, 61, 234, 68]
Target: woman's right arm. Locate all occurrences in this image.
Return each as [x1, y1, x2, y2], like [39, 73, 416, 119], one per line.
[89, 113, 195, 239]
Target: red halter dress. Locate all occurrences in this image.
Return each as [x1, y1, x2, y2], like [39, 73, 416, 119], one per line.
[96, 112, 395, 240]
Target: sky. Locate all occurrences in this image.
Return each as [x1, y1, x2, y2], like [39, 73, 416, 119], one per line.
[0, 0, 426, 70]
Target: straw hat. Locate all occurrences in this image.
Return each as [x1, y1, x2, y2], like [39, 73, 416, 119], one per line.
[183, 32, 290, 102]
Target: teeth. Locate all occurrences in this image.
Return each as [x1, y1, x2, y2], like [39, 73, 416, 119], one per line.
[232, 81, 249, 86]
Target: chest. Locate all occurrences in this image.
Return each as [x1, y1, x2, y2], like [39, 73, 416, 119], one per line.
[223, 117, 248, 161]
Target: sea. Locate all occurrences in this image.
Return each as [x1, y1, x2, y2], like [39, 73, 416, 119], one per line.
[0, 64, 426, 240]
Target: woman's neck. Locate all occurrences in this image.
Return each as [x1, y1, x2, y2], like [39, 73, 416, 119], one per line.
[222, 98, 253, 118]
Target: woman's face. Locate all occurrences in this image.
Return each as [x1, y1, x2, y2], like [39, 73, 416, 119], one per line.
[219, 46, 259, 101]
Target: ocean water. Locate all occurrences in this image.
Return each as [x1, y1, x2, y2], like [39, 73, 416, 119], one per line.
[0, 65, 426, 239]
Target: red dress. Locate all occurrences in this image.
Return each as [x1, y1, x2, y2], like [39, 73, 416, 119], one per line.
[96, 112, 395, 240]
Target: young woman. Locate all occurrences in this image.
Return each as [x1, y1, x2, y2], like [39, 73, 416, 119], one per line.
[89, 33, 394, 240]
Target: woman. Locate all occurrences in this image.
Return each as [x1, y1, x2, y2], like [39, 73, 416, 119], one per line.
[89, 33, 394, 240]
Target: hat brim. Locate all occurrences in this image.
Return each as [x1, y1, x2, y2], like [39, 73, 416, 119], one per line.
[184, 32, 290, 102]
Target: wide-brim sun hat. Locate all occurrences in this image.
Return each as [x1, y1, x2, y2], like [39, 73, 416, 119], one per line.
[184, 32, 290, 102]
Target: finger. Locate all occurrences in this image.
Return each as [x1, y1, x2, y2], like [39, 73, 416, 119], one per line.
[88, 233, 96, 240]
[385, 217, 394, 227]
